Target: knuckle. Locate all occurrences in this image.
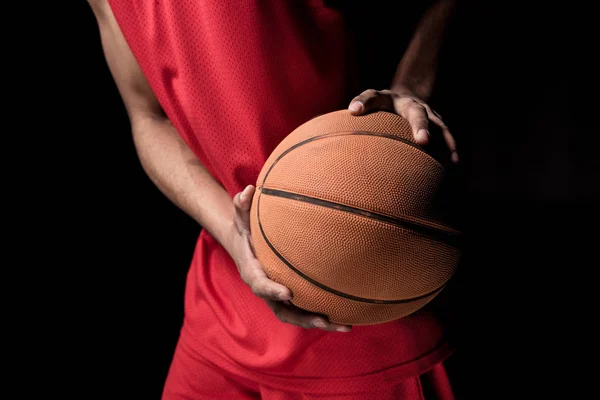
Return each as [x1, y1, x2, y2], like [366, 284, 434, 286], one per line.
[401, 101, 419, 115]
[266, 286, 278, 299]
[410, 102, 426, 112]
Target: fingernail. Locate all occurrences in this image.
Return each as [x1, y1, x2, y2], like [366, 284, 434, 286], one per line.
[417, 129, 430, 142]
[451, 152, 459, 163]
[349, 101, 363, 113]
[313, 319, 327, 329]
[336, 326, 352, 332]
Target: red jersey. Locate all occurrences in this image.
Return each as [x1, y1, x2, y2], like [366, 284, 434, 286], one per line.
[108, 0, 453, 394]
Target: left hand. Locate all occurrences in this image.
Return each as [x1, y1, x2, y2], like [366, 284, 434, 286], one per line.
[348, 89, 458, 163]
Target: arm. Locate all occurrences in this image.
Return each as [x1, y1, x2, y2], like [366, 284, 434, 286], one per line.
[88, 0, 234, 247]
[349, 0, 459, 162]
[391, 0, 458, 101]
[88, 0, 349, 331]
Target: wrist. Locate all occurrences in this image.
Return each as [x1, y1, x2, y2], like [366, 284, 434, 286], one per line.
[219, 218, 241, 257]
[390, 81, 431, 101]
[390, 83, 418, 96]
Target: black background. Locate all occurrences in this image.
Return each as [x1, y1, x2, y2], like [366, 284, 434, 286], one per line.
[36, 1, 593, 398]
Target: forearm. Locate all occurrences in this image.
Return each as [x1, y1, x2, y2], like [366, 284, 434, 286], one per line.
[131, 116, 236, 252]
[90, 0, 237, 253]
[392, 0, 457, 100]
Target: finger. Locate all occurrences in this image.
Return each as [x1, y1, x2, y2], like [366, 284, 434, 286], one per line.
[233, 185, 255, 212]
[348, 89, 394, 115]
[267, 300, 352, 332]
[431, 109, 443, 121]
[236, 236, 292, 300]
[425, 110, 459, 163]
[245, 263, 292, 301]
[419, 102, 443, 122]
[396, 99, 430, 145]
[446, 133, 459, 163]
[233, 185, 255, 232]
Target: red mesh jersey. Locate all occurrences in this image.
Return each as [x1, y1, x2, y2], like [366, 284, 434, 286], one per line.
[107, 0, 453, 394]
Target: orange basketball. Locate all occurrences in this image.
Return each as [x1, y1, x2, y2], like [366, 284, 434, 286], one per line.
[249, 110, 461, 325]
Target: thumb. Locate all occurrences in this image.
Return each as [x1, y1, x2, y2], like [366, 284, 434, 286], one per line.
[233, 185, 255, 232]
[348, 89, 394, 115]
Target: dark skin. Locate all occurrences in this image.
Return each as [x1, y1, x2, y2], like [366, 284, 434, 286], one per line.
[89, 0, 457, 333]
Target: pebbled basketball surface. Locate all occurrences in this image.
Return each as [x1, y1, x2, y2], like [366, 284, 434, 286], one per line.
[250, 110, 461, 325]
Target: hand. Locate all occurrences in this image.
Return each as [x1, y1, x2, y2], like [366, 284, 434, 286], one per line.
[348, 89, 459, 163]
[230, 185, 352, 332]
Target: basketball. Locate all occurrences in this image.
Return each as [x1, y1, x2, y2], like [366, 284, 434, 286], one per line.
[249, 110, 461, 325]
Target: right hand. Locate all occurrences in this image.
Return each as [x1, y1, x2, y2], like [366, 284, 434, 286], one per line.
[230, 185, 352, 332]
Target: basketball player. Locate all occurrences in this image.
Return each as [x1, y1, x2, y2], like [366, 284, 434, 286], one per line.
[88, 0, 460, 398]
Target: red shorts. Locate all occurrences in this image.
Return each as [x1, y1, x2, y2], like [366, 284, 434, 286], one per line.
[162, 339, 456, 400]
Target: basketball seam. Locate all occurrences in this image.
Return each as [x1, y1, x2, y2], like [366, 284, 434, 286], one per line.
[256, 190, 447, 304]
[259, 188, 460, 245]
[260, 131, 442, 190]
[260, 130, 458, 239]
